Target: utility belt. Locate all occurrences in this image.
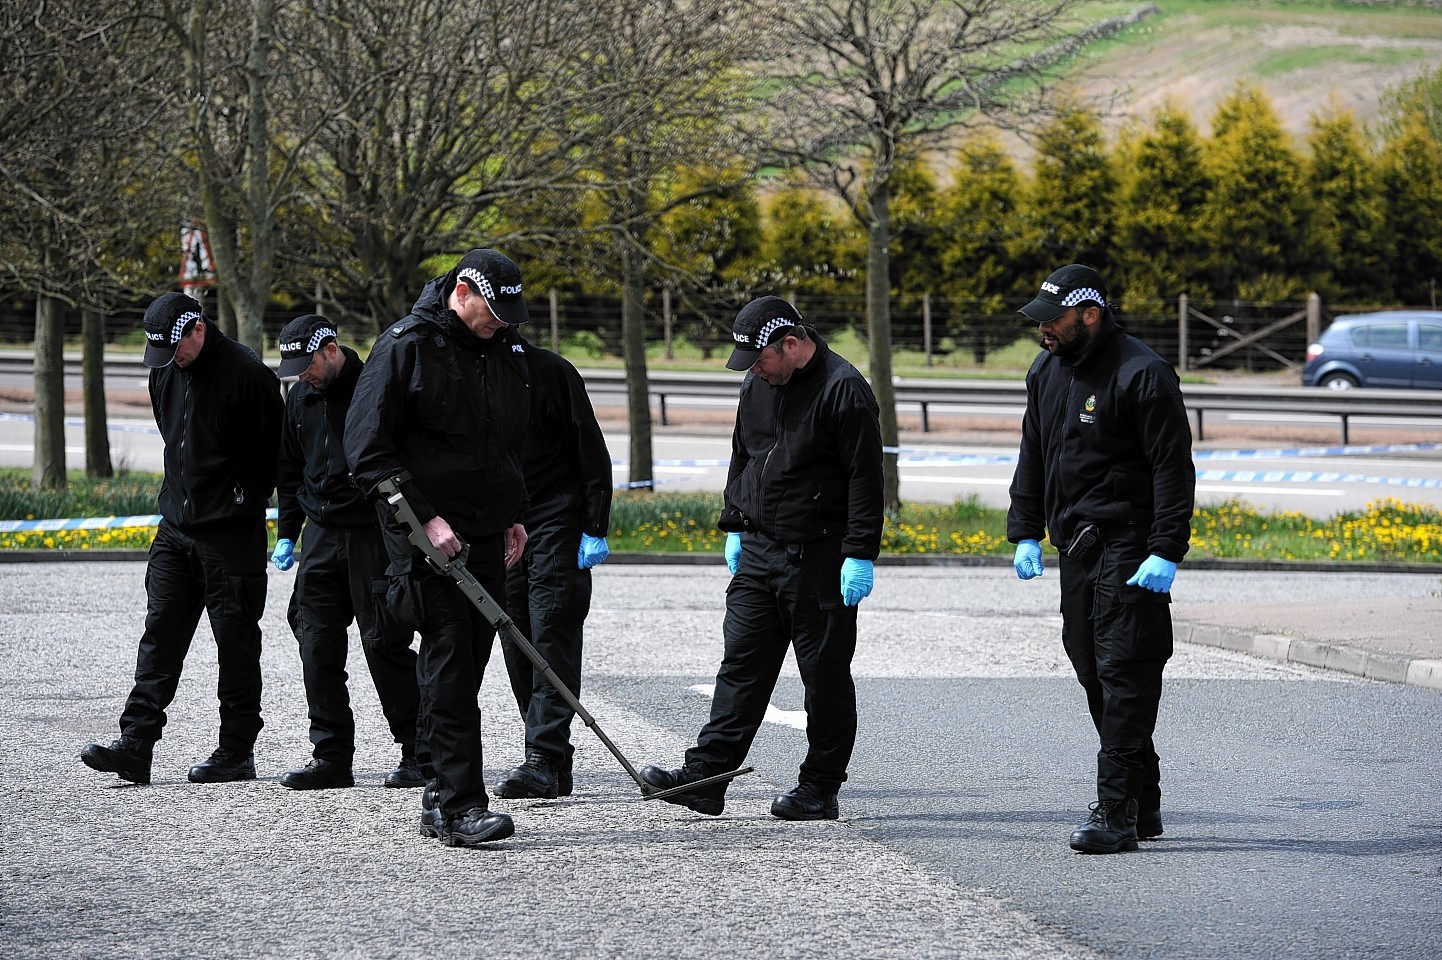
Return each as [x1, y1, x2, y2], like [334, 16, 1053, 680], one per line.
[750, 528, 841, 567]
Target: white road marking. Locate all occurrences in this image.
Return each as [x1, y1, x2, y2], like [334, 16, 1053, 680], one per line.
[689, 683, 808, 730]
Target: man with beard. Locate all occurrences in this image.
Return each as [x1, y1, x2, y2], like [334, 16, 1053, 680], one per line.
[1006, 264, 1195, 854]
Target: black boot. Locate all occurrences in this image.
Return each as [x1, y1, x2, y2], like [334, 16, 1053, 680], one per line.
[770, 782, 839, 821]
[419, 780, 444, 839]
[279, 758, 354, 790]
[188, 748, 256, 784]
[1137, 807, 1164, 840]
[80, 737, 152, 785]
[383, 753, 426, 789]
[638, 762, 725, 816]
[493, 748, 559, 800]
[1069, 799, 1139, 854]
[441, 806, 515, 847]
[558, 755, 574, 798]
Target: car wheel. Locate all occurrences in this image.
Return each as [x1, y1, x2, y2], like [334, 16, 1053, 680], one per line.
[1320, 372, 1358, 390]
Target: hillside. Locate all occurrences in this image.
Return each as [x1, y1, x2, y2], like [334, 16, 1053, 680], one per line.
[1068, 0, 1442, 141]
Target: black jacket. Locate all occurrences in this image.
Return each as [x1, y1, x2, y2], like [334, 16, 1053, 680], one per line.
[517, 338, 612, 537]
[1006, 315, 1195, 561]
[717, 329, 884, 560]
[275, 346, 373, 540]
[345, 277, 530, 549]
[150, 324, 282, 531]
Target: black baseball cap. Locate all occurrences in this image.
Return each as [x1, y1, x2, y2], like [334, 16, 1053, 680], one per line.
[276, 315, 338, 378]
[142, 292, 205, 368]
[726, 296, 804, 371]
[1018, 264, 1108, 325]
[445, 248, 529, 326]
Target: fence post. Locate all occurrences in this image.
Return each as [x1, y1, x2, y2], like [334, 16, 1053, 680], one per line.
[923, 291, 933, 367]
[1177, 293, 1189, 372]
[549, 287, 560, 353]
[663, 287, 674, 361]
[1306, 292, 1321, 346]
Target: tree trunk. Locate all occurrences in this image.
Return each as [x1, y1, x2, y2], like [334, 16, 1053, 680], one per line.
[82, 308, 112, 478]
[184, 0, 271, 356]
[238, 0, 274, 355]
[865, 182, 901, 513]
[32, 291, 67, 490]
[216, 286, 237, 339]
[621, 242, 654, 491]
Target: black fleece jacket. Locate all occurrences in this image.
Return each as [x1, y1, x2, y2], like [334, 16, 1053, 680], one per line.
[344, 277, 530, 545]
[1006, 315, 1195, 562]
[516, 338, 612, 537]
[717, 328, 884, 560]
[150, 324, 282, 531]
[275, 346, 373, 540]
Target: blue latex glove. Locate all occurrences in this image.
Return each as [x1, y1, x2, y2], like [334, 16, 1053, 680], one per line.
[270, 538, 295, 572]
[840, 557, 874, 607]
[1126, 555, 1177, 593]
[577, 533, 610, 570]
[1013, 539, 1043, 580]
[724, 532, 742, 575]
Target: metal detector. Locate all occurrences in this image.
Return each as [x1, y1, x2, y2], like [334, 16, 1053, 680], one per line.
[376, 474, 752, 802]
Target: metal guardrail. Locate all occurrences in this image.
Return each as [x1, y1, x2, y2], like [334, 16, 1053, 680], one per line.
[579, 369, 1442, 443]
[6, 352, 1442, 444]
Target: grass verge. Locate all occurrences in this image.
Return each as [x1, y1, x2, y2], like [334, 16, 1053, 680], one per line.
[6, 470, 1439, 563]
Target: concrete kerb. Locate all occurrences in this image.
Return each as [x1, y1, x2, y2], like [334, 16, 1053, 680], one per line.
[1173, 620, 1442, 693]
[4, 549, 1440, 692]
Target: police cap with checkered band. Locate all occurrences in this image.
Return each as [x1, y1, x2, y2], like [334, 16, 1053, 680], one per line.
[276, 314, 339, 378]
[142, 292, 206, 368]
[1018, 263, 1108, 325]
[726, 296, 804, 371]
[445, 248, 529, 327]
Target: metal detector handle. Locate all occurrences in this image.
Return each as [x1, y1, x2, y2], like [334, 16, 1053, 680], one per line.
[374, 472, 754, 801]
[376, 474, 647, 785]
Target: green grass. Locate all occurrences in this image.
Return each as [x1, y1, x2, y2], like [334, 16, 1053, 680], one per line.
[0, 469, 161, 521]
[1254, 45, 1430, 77]
[5, 474, 1442, 564]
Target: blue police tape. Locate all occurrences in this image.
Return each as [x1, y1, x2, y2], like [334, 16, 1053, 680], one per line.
[1196, 469, 1442, 490]
[1, 507, 279, 534]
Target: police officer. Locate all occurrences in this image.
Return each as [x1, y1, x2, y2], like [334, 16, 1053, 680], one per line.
[641, 296, 884, 821]
[345, 248, 530, 848]
[1007, 263, 1195, 854]
[493, 337, 613, 800]
[81, 292, 282, 785]
[271, 315, 427, 791]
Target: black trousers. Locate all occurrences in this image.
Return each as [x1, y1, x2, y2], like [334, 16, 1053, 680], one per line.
[1057, 528, 1172, 809]
[286, 521, 423, 765]
[396, 533, 505, 817]
[119, 519, 267, 752]
[501, 518, 592, 766]
[687, 532, 858, 790]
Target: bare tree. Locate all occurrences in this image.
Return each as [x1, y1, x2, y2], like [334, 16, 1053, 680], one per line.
[144, 0, 342, 352]
[563, 0, 765, 491]
[751, 0, 1087, 511]
[0, 2, 172, 487]
[287, 0, 650, 333]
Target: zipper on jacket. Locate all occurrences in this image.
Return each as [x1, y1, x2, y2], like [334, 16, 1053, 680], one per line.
[757, 389, 784, 525]
[180, 375, 191, 518]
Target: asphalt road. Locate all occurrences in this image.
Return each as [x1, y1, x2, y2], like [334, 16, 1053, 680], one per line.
[3, 561, 1438, 959]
